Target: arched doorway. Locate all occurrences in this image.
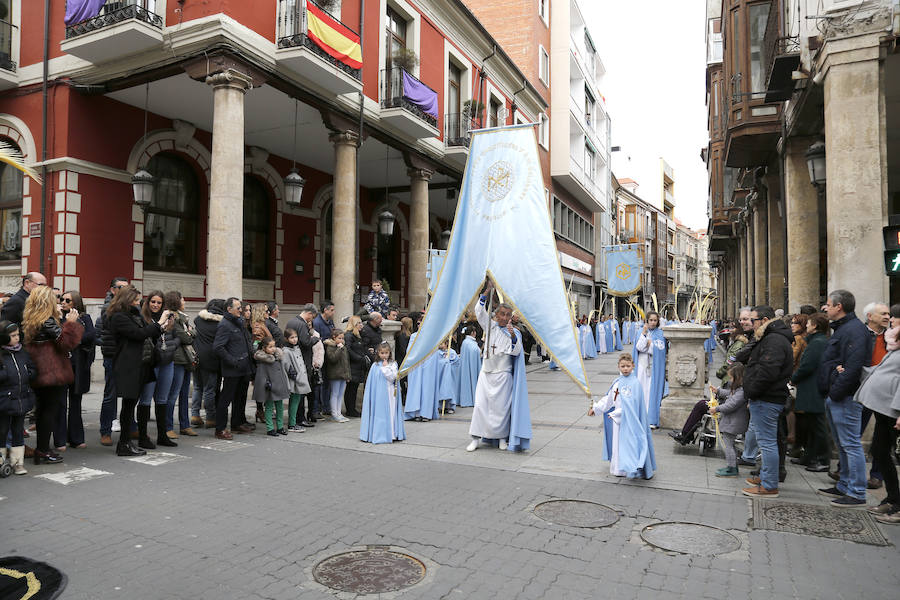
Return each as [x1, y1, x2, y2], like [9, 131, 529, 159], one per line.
[243, 175, 271, 279]
[144, 153, 200, 272]
[0, 138, 23, 262]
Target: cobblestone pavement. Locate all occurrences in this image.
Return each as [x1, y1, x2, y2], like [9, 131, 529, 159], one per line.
[2, 350, 898, 599]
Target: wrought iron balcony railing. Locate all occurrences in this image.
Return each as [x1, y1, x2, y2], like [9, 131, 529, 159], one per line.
[0, 19, 16, 72]
[380, 67, 438, 129]
[276, 0, 362, 81]
[761, 4, 800, 102]
[65, 1, 163, 39]
[444, 113, 477, 147]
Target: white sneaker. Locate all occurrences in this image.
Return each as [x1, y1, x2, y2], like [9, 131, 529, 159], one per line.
[337, 416, 350, 423]
[466, 439, 478, 452]
[499, 440, 508, 451]
[111, 419, 121, 432]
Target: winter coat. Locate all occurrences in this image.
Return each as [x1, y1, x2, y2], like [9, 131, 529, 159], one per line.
[817, 312, 873, 402]
[395, 332, 410, 367]
[25, 318, 84, 389]
[194, 309, 223, 372]
[790, 332, 827, 413]
[792, 335, 807, 371]
[283, 345, 312, 395]
[0, 345, 37, 415]
[95, 290, 116, 359]
[252, 348, 290, 403]
[286, 316, 318, 379]
[324, 339, 350, 381]
[213, 312, 255, 378]
[742, 320, 794, 405]
[714, 384, 749, 435]
[251, 321, 273, 346]
[346, 332, 369, 384]
[68, 312, 96, 394]
[266, 317, 285, 348]
[311, 337, 325, 370]
[312, 315, 335, 344]
[172, 312, 197, 368]
[156, 316, 181, 366]
[716, 335, 747, 382]
[361, 323, 382, 357]
[0, 287, 28, 325]
[108, 307, 162, 399]
[855, 350, 900, 418]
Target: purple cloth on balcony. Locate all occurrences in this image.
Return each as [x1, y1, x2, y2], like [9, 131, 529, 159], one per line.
[401, 70, 438, 118]
[65, 0, 108, 26]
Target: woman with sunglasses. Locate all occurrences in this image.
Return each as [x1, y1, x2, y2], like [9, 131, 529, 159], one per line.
[54, 291, 96, 450]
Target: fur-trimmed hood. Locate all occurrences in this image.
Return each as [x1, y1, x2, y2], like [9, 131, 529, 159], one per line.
[198, 309, 224, 322]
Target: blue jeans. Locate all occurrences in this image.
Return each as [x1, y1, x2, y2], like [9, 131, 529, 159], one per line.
[165, 365, 188, 431]
[139, 362, 173, 407]
[99, 357, 117, 436]
[741, 426, 758, 462]
[192, 369, 219, 421]
[748, 400, 783, 490]
[826, 397, 867, 500]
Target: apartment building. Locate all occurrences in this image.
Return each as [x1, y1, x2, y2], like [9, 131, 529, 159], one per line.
[0, 0, 545, 319]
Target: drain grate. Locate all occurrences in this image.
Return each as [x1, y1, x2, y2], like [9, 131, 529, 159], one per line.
[641, 522, 741, 555]
[751, 500, 889, 546]
[312, 548, 426, 594]
[533, 499, 619, 528]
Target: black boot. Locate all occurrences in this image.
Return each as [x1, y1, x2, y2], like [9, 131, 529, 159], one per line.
[156, 405, 177, 447]
[116, 434, 146, 457]
[137, 405, 156, 450]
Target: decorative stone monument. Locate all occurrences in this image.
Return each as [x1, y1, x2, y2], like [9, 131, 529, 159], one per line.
[660, 323, 712, 429]
[380, 319, 401, 355]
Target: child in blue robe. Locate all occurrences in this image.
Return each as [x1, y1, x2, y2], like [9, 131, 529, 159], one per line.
[457, 329, 481, 407]
[588, 353, 655, 479]
[360, 342, 406, 444]
[436, 340, 459, 416]
[403, 331, 440, 421]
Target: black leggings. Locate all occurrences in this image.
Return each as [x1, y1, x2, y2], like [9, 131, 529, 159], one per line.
[344, 382, 360, 415]
[871, 411, 900, 506]
[119, 397, 138, 444]
[0, 414, 25, 447]
[34, 386, 66, 452]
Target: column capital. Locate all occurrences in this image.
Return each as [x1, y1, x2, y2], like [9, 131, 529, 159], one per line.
[407, 167, 433, 181]
[205, 69, 254, 93]
[329, 130, 361, 147]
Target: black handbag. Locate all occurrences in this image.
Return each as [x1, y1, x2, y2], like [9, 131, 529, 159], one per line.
[286, 363, 298, 382]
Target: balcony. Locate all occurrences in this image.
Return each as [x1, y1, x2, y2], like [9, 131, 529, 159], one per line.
[0, 19, 16, 90]
[380, 68, 439, 139]
[443, 112, 476, 167]
[553, 158, 606, 213]
[762, 8, 800, 103]
[276, 0, 363, 96]
[61, 1, 163, 64]
[667, 244, 675, 255]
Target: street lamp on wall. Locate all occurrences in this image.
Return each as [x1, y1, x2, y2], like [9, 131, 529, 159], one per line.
[378, 210, 395, 236]
[131, 168, 155, 211]
[805, 141, 826, 187]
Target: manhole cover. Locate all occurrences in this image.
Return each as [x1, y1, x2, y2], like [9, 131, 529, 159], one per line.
[751, 500, 889, 546]
[640, 522, 741, 555]
[533, 500, 619, 528]
[313, 548, 426, 593]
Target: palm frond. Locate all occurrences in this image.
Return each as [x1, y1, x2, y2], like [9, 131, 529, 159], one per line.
[0, 142, 41, 184]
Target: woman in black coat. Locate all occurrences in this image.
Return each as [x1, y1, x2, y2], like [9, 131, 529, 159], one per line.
[55, 290, 96, 449]
[107, 285, 171, 457]
[343, 316, 368, 417]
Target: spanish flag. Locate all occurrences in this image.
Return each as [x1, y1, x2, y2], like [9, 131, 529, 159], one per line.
[306, 2, 362, 70]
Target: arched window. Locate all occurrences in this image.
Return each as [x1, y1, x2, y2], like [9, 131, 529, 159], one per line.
[0, 138, 23, 262]
[144, 153, 199, 272]
[243, 175, 270, 279]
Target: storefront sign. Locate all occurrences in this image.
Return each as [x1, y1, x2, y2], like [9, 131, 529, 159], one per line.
[558, 252, 592, 276]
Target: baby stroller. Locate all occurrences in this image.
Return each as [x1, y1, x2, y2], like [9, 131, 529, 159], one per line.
[695, 413, 718, 455]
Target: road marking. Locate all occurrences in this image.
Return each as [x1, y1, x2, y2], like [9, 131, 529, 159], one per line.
[196, 440, 253, 452]
[126, 452, 189, 466]
[35, 467, 112, 485]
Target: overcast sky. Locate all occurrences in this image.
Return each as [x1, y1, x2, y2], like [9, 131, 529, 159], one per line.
[584, 0, 710, 230]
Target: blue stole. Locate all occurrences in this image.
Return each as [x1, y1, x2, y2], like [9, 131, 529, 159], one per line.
[359, 362, 406, 444]
[403, 332, 440, 420]
[633, 327, 668, 427]
[457, 336, 481, 407]
[602, 372, 656, 479]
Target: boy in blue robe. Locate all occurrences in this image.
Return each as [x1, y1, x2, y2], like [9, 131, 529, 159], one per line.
[457, 328, 481, 407]
[360, 342, 406, 444]
[588, 353, 656, 479]
[403, 331, 440, 421]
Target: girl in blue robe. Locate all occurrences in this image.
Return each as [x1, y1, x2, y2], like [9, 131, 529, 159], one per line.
[436, 340, 459, 415]
[403, 331, 440, 421]
[360, 342, 406, 444]
[613, 318, 624, 351]
[457, 331, 481, 407]
[633, 311, 668, 428]
[579, 318, 597, 359]
[604, 318, 615, 353]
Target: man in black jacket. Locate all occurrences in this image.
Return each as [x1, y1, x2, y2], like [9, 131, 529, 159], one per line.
[212, 297, 255, 439]
[94, 276, 129, 445]
[740, 305, 794, 498]
[0, 271, 47, 325]
[816, 289, 872, 507]
[193, 299, 225, 428]
[361, 312, 383, 358]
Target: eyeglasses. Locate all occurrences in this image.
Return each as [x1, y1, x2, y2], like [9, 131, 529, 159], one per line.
[751, 318, 763, 322]
[61, 298, 73, 304]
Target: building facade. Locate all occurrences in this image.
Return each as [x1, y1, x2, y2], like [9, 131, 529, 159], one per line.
[706, 0, 899, 317]
[0, 0, 546, 320]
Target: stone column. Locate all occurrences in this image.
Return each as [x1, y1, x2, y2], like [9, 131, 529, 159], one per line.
[785, 137, 821, 312]
[767, 186, 786, 310]
[753, 199, 768, 303]
[740, 226, 748, 306]
[824, 54, 888, 304]
[329, 130, 360, 322]
[206, 69, 253, 301]
[407, 167, 433, 312]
